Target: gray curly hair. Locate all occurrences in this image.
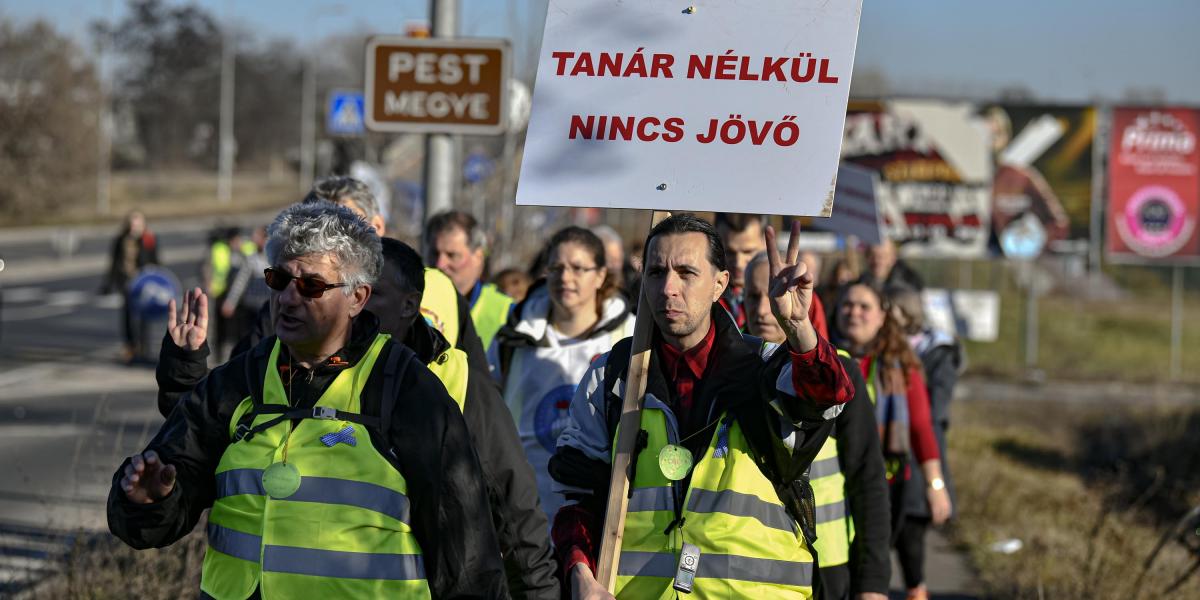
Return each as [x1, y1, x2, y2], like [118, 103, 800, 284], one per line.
[304, 176, 380, 220]
[266, 202, 382, 294]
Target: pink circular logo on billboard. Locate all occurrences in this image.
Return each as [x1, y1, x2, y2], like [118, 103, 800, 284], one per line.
[1117, 185, 1195, 257]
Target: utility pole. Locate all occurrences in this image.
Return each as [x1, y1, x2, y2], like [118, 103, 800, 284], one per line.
[96, 0, 113, 216]
[217, 3, 236, 205]
[423, 0, 460, 219]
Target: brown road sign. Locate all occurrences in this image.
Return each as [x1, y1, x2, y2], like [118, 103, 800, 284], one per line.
[365, 37, 510, 135]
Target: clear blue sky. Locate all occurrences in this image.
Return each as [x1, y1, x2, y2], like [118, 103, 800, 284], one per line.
[5, 0, 1198, 104]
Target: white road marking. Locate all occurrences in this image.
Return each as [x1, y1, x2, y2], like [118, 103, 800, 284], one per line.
[1, 287, 46, 304]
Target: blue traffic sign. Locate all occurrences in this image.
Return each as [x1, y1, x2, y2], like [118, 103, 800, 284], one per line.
[129, 266, 181, 319]
[999, 213, 1047, 260]
[327, 90, 365, 136]
[463, 152, 494, 184]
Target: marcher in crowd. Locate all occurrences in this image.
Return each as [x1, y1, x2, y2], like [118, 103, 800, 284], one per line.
[492, 267, 533, 303]
[425, 210, 514, 349]
[304, 179, 490, 372]
[798, 250, 830, 339]
[103, 209, 159, 363]
[714, 212, 767, 329]
[832, 281, 951, 556]
[890, 286, 965, 600]
[863, 239, 924, 292]
[744, 251, 891, 600]
[220, 225, 270, 345]
[490, 226, 635, 523]
[551, 216, 854, 600]
[155, 222, 558, 599]
[592, 224, 639, 300]
[111, 202, 507, 598]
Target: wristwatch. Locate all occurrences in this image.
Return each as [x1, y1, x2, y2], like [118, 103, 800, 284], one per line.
[929, 477, 946, 491]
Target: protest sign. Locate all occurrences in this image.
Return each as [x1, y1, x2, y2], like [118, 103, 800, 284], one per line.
[516, 0, 863, 217]
[812, 162, 883, 245]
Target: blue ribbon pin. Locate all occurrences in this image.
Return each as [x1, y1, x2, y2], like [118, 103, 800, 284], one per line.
[321, 425, 357, 448]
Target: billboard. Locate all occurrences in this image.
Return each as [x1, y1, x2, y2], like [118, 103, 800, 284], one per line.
[842, 100, 993, 257]
[1106, 107, 1200, 264]
[982, 105, 1096, 254]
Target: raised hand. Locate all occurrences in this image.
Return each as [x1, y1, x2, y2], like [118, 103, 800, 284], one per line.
[765, 221, 818, 353]
[120, 450, 177, 504]
[167, 287, 208, 351]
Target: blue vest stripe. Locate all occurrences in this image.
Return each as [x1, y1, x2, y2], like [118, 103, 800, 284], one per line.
[808, 456, 841, 479]
[814, 500, 847, 524]
[618, 551, 814, 587]
[215, 469, 412, 525]
[207, 523, 262, 563]
[616, 551, 677, 578]
[627, 486, 673, 512]
[685, 488, 795, 532]
[262, 546, 426, 580]
[216, 468, 265, 497]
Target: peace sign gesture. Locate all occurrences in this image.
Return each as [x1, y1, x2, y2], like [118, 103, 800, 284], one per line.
[765, 220, 818, 353]
[166, 287, 209, 351]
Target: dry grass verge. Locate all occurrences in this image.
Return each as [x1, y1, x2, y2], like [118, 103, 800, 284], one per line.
[20, 525, 205, 600]
[949, 400, 1200, 599]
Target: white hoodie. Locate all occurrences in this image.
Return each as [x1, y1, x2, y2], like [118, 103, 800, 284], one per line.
[488, 285, 635, 523]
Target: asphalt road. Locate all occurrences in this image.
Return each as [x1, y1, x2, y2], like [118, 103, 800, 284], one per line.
[0, 223, 219, 591]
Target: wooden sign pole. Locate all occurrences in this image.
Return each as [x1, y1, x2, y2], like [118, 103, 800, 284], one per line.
[595, 210, 670, 592]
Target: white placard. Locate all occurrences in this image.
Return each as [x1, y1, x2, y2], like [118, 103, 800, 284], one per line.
[516, 0, 863, 216]
[922, 288, 1000, 342]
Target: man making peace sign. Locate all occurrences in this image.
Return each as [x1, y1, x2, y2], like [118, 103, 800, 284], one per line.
[549, 214, 855, 600]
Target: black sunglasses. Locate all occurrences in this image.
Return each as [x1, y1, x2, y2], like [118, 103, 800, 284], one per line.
[264, 267, 348, 298]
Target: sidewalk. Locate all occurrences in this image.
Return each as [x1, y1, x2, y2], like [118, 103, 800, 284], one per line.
[890, 528, 982, 600]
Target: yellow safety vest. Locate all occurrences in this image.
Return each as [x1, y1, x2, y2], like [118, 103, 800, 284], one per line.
[426, 347, 468, 412]
[470, 283, 513, 350]
[420, 269, 460, 351]
[615, 407, 815, 599]
[200, 335, 430, 600]
[210, 241, 232, 297]
[810, 350, 854, 568]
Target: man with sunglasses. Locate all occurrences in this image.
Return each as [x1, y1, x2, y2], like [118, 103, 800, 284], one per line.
[109, 202, 507, 599]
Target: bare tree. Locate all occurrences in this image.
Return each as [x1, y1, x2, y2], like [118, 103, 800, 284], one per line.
[0, 18, 100, 220]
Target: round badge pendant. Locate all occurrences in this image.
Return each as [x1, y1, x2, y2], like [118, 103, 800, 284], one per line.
[657, 444, 694, 481]
[262, 462, 301, 499]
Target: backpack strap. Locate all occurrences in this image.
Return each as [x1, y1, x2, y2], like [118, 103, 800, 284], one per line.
[378, 340, 416, 436]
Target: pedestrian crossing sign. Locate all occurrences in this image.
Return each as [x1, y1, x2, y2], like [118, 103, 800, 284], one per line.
[327, 90, 365, 136]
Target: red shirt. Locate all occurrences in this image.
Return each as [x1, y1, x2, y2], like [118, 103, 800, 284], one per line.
[553, 316, 852, 585]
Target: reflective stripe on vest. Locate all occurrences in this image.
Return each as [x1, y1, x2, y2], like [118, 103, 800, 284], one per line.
[420, 269, 460, 351]
[426, 347, 469, 412]
[470, 283, 513, 350]
[615, 406, 814, 599]
[200, 335, 431, 600]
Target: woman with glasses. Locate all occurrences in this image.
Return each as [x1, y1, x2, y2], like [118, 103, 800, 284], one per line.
[489, 226, 635, 522]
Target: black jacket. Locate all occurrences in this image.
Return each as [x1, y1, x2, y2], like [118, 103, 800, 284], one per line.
[156, 315, 557, 599]
[827, 354, 891, 596]
[116, 313, 507, 599]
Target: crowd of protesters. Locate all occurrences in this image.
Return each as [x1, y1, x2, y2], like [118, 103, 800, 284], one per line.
[107, 185, 963, 600]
